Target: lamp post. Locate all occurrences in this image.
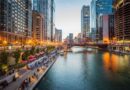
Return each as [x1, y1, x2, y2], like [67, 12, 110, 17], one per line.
[123, 36, 125, 53]
[3, 40, 7, 50]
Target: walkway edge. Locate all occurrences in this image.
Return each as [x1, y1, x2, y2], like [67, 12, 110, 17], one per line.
[29, 58, 57, 90]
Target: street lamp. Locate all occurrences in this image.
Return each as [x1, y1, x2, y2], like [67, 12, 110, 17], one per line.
[3, 40, 7, 50]
[3, 40, 7, 45]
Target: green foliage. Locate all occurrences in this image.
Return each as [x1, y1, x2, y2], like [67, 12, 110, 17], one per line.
[36, 48, 40, 53]
[0, 50, 9, 65]
[30, 46, 35, 55]
[13, 49, 21, 64]
[22, 50, 30, 61]
[0, 51, 9, 73]
[14, 63, 26, 69]
[47, 46, 55, 53]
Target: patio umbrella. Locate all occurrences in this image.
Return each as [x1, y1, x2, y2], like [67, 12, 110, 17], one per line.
[29, 55, 35, 59]
[21, 60, 28, 64]
[29, 58, 36, 62]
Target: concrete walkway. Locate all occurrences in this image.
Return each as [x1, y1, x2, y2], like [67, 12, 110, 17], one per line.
[2, 51, 58, 90]
[28, 59, 56, 90]
[4, 67, 40, 90]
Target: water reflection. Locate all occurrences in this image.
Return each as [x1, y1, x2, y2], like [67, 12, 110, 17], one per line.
[63, 51, 68, 60]
[103, 53, 130, 73]
[35, 47, 130, 90]
[72, 46, 98, 54]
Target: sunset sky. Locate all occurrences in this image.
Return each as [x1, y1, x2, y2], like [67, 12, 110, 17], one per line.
[55, 0, 91, 39]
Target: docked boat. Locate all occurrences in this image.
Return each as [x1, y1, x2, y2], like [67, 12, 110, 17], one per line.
[59, 51, 64, 56]
[64, 49, 72, 52]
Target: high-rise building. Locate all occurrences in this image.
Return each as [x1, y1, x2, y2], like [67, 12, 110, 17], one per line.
[114, 0, 130, 41]
[98, 14, 114, 43]
[50, 0, 55, 42]
[74, 33, 82, 44]
[90, 0, 96, 40]
[32, 0, 55, 41]
[32, 11, 44, 42]
[69, 33, 73, 40]
[68, 33, 73, 45]
[46, 0, 55, 41]
[55, 28, 62, 42]
[90, 0, 113, 41]
[32, 0, 46, 40]
[81, 5, 90, 38]
[32, 0, 43, 13]
[0, 0, 32, 45]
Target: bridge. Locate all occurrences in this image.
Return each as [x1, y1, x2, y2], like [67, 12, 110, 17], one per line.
[70, 43, 108, 49]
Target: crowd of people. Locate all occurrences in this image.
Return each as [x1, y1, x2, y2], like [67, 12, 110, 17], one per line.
[18, 49, 58, 90]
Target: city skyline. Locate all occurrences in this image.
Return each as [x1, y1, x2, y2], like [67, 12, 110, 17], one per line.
[55, 0, 91, 39]
[1, 0, 130, 90]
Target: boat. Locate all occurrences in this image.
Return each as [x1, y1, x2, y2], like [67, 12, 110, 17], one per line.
[60, 53, 64, 56]
[59, 51, 64, 56]
[64, 48, 72, 52]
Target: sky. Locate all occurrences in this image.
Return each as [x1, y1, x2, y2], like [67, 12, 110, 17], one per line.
[55, 0, 91, 39]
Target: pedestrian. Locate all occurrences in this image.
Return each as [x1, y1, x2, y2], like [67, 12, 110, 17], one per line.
[21, 82, 25, 90]
[29, 77, 31, 83]
[24, 79, 28, 87]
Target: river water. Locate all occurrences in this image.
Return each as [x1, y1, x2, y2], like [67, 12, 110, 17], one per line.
[34, 46, 130, 90]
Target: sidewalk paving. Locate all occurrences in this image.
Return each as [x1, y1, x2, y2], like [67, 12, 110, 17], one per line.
[28, 60, 56, 90]
[1, 50, 58, 90]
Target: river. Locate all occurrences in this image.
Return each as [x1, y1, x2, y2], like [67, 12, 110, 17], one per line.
[34, 46, 130, 90]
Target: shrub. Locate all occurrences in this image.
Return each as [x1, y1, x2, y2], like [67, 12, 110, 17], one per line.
[13, 49, 21, 64]
[0, 51, 9, 74]
[0, 50, 9, 65]
[22, 50, 30, 61]
[30, 46, 35, 55]
[36, 48, 40, 53]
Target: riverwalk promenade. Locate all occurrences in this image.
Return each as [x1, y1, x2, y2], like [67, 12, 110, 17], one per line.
[29, 57, 57, 90]
[1, 50, 58, 90]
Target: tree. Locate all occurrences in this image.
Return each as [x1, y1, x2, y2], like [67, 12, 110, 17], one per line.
[30, 46, 35, 55]
[0, 50, 9, 74]
[36, 48, 40, 53]
[13, 49, 21, 64]
[0, 50, 9, 65]
[47, 46, 55, 53]
[22, 50, 30, 61]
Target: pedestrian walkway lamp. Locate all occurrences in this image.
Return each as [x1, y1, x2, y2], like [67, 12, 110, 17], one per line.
[3, 40, 7, 50]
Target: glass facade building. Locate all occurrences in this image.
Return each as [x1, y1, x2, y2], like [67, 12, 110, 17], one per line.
[32, 0, 47, 40]
[98, 14, 114, 43]
[50, 0, 55, 41]
[46, 0, 55, 41]
[90, 0, 97, 40]
[32, 11, 44, 42]
[81, 5, 90, 39]
[0, 0, 32, 45]
[90, 0, 113, 41]
[32, 0, 55, 41]
[55, 28, 62, 42]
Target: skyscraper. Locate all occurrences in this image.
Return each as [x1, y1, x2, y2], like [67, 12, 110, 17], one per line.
[50, 0, 55, 41]
[0, 0, 32, 45]
[47, 0, 55, 41]
[32, 0, 55, 41]
[32, 0, 46, 40]
[32, 11, 44, 42]
[68, 33, 73, 45]
[114, 0, 130, 41]
[90, 0, 113, 41]
[81, 5, 90, 39]
[98, 14, 114, 43]
[90, 0, 96, 40]
[55, 28, 62, 42]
